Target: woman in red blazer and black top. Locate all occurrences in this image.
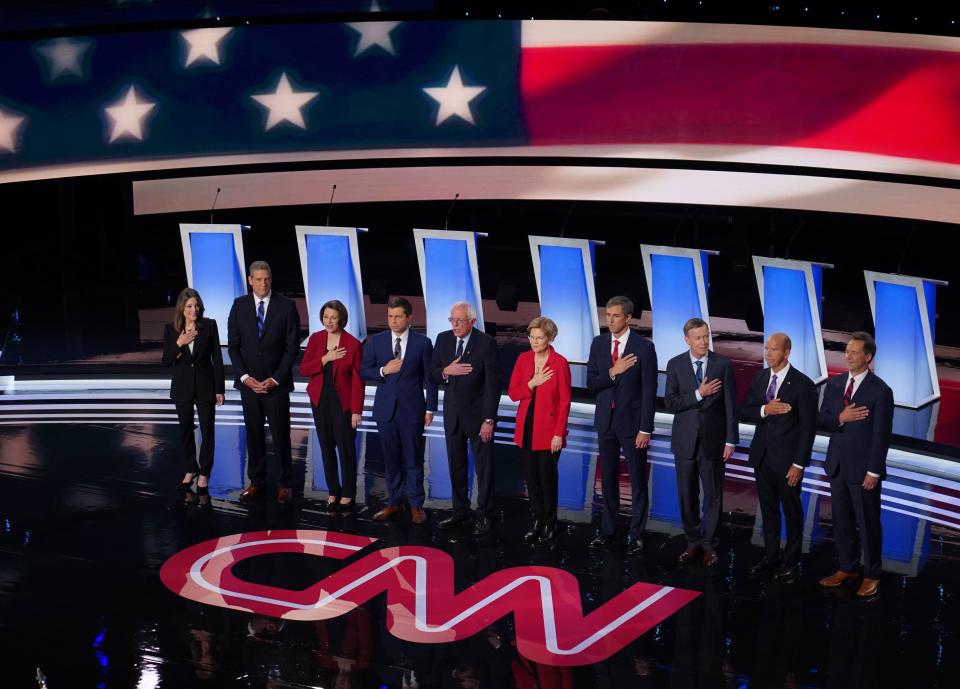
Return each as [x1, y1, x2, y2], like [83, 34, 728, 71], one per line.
[508, 317, 572, 545]
[300, 300, 365, 514]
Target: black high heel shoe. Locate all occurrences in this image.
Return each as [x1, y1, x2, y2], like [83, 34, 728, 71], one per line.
[196, 485, 210, 507]
[338, 499, 355, 516]
[523, 520, 543, 543]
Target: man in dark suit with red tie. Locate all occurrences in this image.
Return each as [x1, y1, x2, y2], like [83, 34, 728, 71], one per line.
[739, 333, 817, 580]
[586, 295, 658, 556]
[817, 332, 893, 598]
[430, 301, 501, 536]
[227, 261, 301, 504]
[665, 317, 739, 567]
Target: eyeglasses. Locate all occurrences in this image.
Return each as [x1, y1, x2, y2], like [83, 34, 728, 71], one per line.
[528, 335, 548, 343]
[448, 317, 473, 325]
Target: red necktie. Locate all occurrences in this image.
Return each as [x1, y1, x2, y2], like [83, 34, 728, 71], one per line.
[610, 339, 620, 408]
[843, 376, 855, 406]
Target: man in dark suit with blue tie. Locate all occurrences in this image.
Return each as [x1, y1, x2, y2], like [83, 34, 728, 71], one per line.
[227, 261, 301, 504]
[665, 317, 739, 567]
[360, 297, 438, 524]
[817, 332, 893, 598]
[739, 333, 817, 580]
[430, 301, 501, 536]
[586, 295, 658, 556]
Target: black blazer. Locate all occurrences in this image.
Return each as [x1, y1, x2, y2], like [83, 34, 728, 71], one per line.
[162, 318, 225, 402]
[739, 364, 817, 473]
[586, 330, 658, 436]
[429, 328, 501, 436]
[226, 293, 301, 393]
[665, 351, 739, 460]
[818, 371, 894, 481]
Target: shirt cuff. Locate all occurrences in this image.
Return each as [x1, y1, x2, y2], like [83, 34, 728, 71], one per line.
[792, 463, 804, 470]
[379, 367, 385, 378]
[240, 374, 249, 383]
[724, 443, 735, 448]
[268, 378, 278, 387]
[639, 430, 652, 435]
[867, 471, 880, 478]
[695, 390, 703, 402]
[760, 405, 767, 418]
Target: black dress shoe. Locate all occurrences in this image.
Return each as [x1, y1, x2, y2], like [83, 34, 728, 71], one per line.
[774, 563, 799, 581]
[239, 484, 262, 502]
[438, 513, 469, 530]
[472, 516, 491, 536]
[625, 539, 644, 557]
[537, 522, 557, 544]
[590, 534, 615, 550]
[523, 521, 543, 543]
[749, 557, 780, 577]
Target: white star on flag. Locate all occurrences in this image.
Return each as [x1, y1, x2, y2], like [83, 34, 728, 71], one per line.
[251, 72, 320, 131]
[346, 1, 400, 56]
[422, 65, 487, 126]
[104, 86, 156, 143]
[180, 27, 233, 67]
[38, 37, 90, 79]
[0, 108, 26, 153]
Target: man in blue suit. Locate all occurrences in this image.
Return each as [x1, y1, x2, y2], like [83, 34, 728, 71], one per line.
[361, 297, 438, 524]
[817, 332, 893, 598]
[586, 295, 658, 556]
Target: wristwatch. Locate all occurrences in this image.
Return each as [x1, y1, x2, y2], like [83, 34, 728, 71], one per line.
[483, 418, 495, 425]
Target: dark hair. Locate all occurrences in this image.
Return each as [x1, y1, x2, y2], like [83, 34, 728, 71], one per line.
[320, 299, 348, 330]
[173, 288, 205, 333]
[605, 295, 634, 317]
[849, 331, 877, 361]
[683, 317, 709, 335]
[387, 296, 412, 316]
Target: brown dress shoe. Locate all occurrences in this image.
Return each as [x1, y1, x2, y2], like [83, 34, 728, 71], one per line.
[276, 486, 292, 504]
[703, 549, 719, 567]
[373, 505, 403, 522]
[411, 507, 427, 524]
[818, 570, 859, 587]
[856, 577, 880, 597]
[678, 545, 702, 565]
[239, 484, 261, 502]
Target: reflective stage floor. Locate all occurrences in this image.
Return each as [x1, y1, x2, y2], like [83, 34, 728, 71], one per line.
[1, 380, 959, 689]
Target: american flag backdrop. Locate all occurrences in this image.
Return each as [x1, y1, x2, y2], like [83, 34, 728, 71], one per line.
[3, 19, 960, 181]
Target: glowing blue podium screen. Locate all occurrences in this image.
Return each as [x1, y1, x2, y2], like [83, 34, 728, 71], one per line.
[874, 282, 935, 405]
[304, 234, 365, 340]
[762, 265, 823, 380]
[650, 254, 706, 368]
[538, 245, 595, 363]
[189, 232, 246, 344]
[423, 238, 482, 342]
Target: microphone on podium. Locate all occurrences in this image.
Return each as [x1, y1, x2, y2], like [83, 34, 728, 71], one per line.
[326, 184, 337, 226]
[209, 187, 221, 225]
[444, 192, 460, 231]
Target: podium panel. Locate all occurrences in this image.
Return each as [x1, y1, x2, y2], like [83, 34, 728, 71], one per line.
[413, 229, 485, 342]
[295, 226, 368, 342]
[179, 224, 247, 345]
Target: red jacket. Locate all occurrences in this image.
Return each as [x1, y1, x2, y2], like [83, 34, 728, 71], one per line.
[508, 346, 572, 451]
[300, 329, 365, 413]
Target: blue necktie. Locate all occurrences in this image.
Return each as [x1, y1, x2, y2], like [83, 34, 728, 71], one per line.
[695, 359, 703, 385]
[765, 373, 778, 403]
[455, 338, 464, 359]
[257, 300, 265, 338]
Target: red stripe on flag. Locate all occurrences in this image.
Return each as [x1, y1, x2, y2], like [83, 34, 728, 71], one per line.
[521, 44, 960, 164]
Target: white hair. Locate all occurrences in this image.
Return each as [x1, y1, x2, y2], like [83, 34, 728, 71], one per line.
[449, 301, 477, 320]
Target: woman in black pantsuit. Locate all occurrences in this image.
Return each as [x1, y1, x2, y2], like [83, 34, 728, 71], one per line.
[163, 288, 225, 503]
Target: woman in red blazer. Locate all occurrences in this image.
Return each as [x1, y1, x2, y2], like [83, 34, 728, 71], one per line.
[508, 317, 572, 545]
[300, 300, 365, 514]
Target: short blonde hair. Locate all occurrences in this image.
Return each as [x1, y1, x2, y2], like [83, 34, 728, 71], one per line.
[527, 317, 558, 342]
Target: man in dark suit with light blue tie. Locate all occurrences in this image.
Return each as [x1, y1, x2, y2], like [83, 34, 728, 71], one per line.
[817, 331, 893, 598]
[665, 317, 739, 567]
[227, 260, 301, 504]
[586, 295, 658, 556]
[739, 332, 817, 580]
[361, 297, 438, 524]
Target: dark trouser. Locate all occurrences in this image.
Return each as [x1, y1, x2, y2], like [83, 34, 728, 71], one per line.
[239, 387, 292, 487]
[755, 459, 804, 566]
[446, 424, 495, 517]
[830, 475, 883, 579]
[175, 399, 216, 476]
[376, 417, 426, 508]
[521, 448, 559, 526]
[312, 402, 357, 501]
[675, 442, 725, 550]
[598, 430, 650, 540]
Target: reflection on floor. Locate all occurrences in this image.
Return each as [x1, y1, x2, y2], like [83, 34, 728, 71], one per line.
[0, 381, 958, 688]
